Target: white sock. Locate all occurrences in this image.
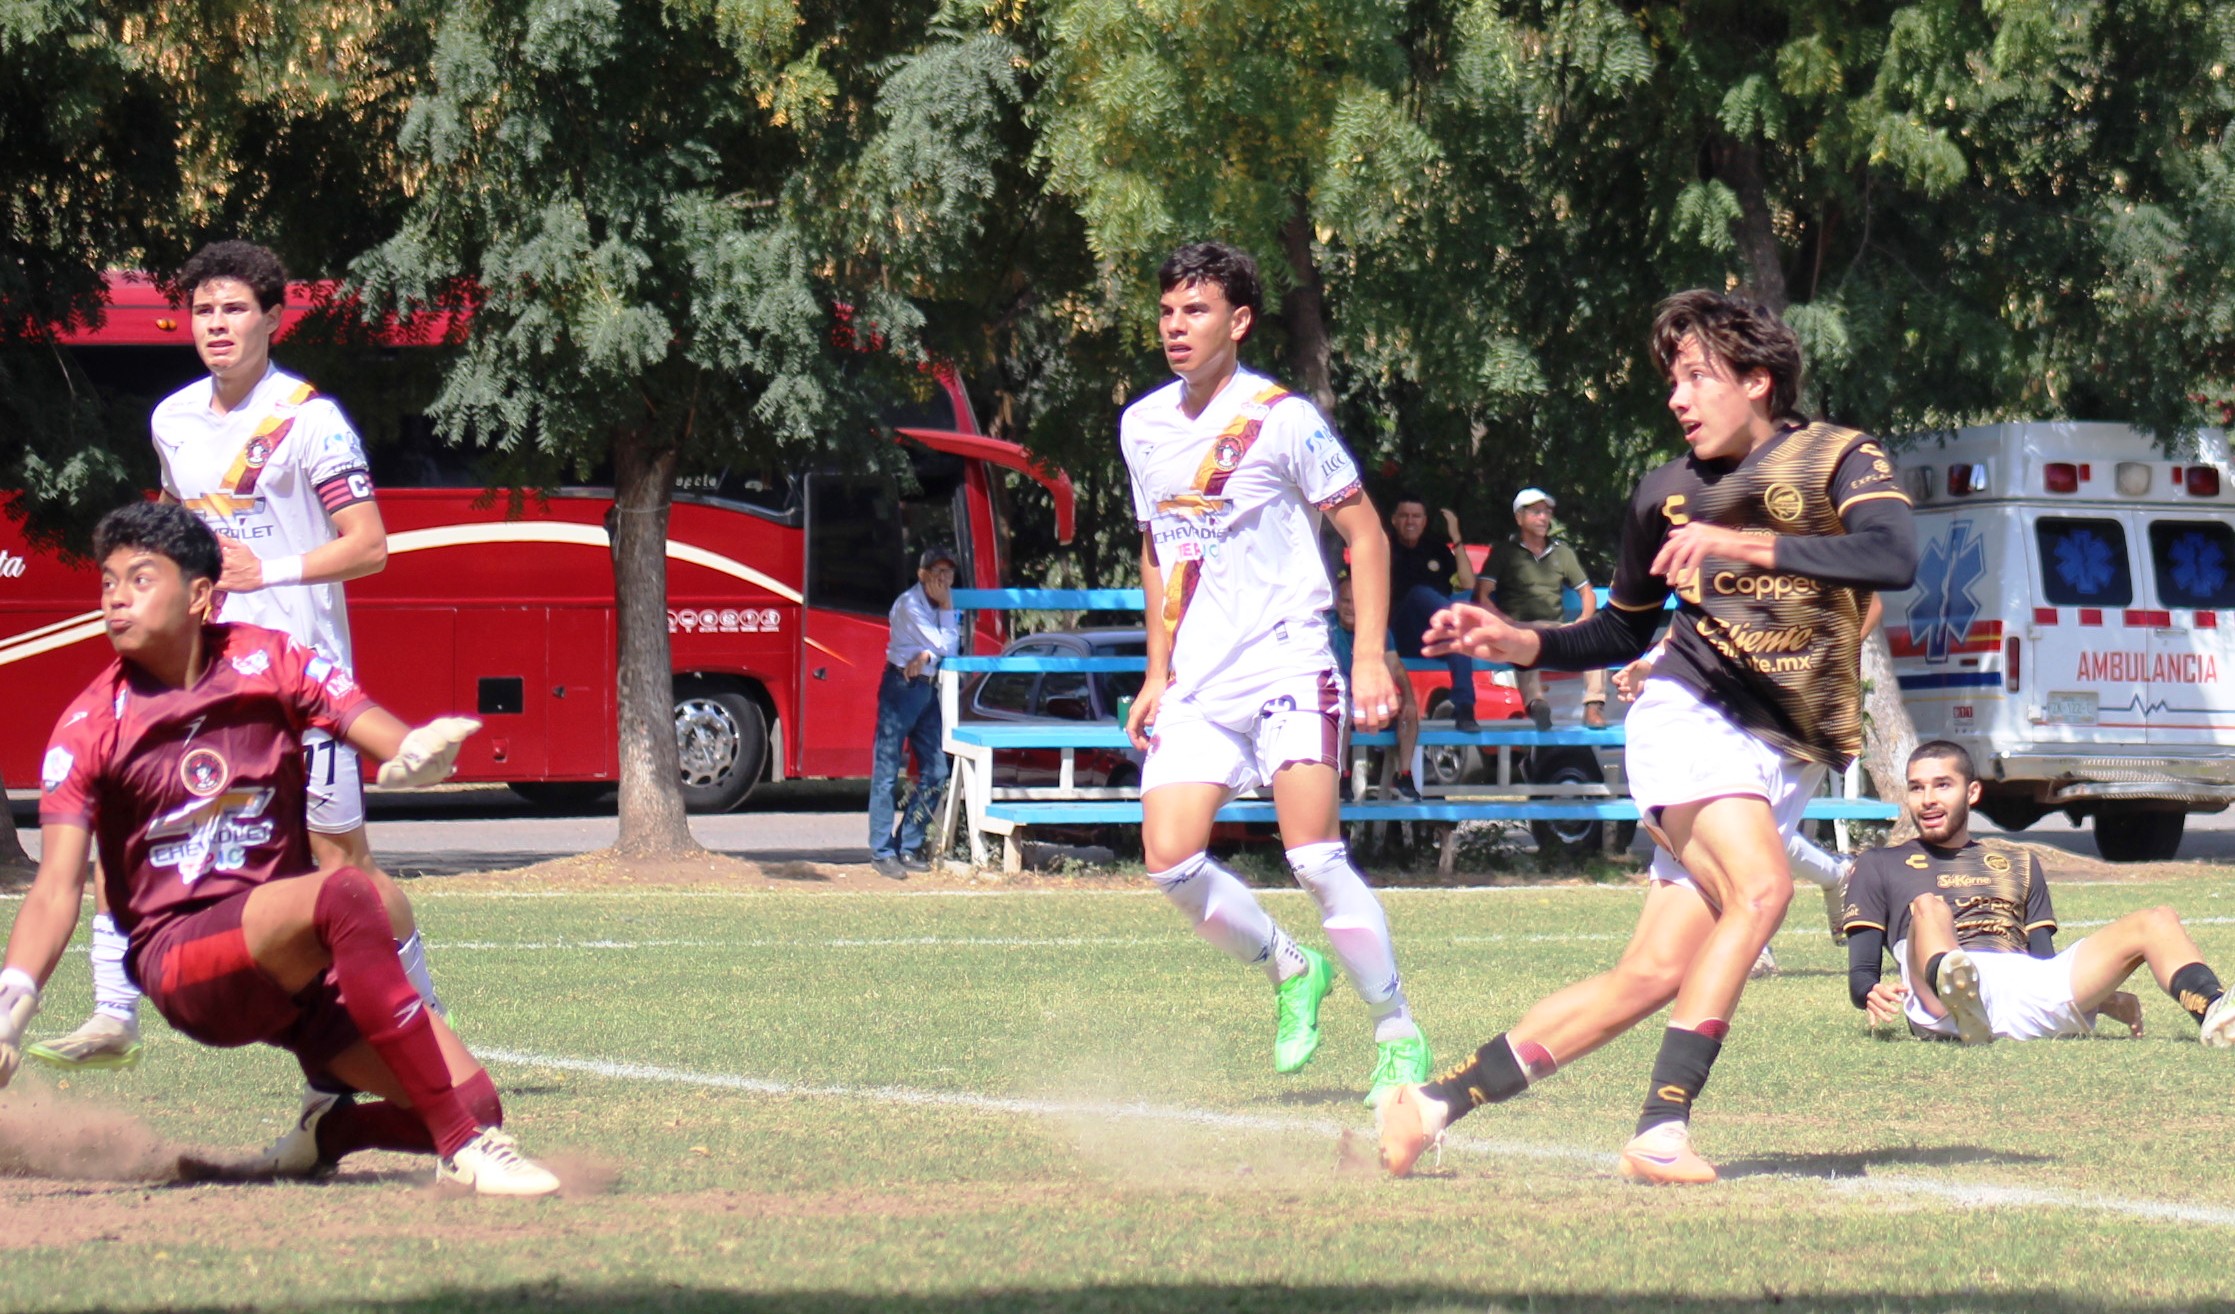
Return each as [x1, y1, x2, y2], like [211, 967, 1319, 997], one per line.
[396, 931, 447, 1016]
[1785, 831, 1849, 890]
[90, 912, 139, 1025]
[1286, 841, 1417, 1041]
[1151, 852, 1307, 984]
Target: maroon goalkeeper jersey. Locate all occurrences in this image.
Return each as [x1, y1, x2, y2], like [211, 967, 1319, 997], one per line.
[38, 622, 372, 957]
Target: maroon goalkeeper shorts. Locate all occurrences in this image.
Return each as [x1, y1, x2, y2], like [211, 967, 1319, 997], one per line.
[133, 890, 362, 1074]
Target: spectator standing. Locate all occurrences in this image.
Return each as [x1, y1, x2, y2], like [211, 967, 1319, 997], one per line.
[1481, 488, 1608, 729]
[1387, 495, 1479, 732]
[868, 547, 961, 879]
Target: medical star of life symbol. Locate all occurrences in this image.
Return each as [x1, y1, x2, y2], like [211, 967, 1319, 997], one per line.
[1906, 519, 1984, 663]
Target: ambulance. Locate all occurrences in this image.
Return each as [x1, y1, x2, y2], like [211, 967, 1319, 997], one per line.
[1882, 421, 2235, 861]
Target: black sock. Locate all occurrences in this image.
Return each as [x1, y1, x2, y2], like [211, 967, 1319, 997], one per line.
[2168, 962, 2225, 1025]
[1421, 1033, 1529, 1122]
[1637, 1026, 1723, 1136]
[1923, 952, 1949, 990]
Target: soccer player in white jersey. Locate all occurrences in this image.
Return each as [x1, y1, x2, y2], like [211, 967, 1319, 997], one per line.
[1120, 241, 1431, 1105]
[28, 240, 441, 1070]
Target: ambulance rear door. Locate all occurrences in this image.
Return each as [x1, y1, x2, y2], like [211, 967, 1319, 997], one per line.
[2136, 515, 2235, 747]
[1894, 510, 2014, 745]
[2026, 511, 2146, 745]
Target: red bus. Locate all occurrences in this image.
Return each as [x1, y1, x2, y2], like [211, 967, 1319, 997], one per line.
[1, 273, 1075, 810]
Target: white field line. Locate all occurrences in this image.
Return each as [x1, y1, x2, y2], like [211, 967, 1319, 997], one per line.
[479, 1047, 2235, 1229]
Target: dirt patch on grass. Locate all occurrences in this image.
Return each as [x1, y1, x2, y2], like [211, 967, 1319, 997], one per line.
[431, 849, 1155, 893]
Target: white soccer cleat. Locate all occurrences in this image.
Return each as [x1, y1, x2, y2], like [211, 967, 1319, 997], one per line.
[437, 1128, 561, 1197]
[1935, 950, 1993, 1046]
[1748, 943, 1779, 980]
[252, 1087, 346, 1179]
[1618, 1120, 1718, 1185]
[2200, 991, 2235, 1049]
[377, 716, 482, 787]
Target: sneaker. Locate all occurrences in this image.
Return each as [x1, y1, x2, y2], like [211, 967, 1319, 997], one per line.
[1618, 1120, 1718, 1185]
[436, 1128, 562, 1197]
[1525, 699, 1552, 732]
[1582, 702, 1608, 729]
[1377, 1084, 1449, 1178]
[1935, 949, 1993, 1045]
[869, 855, 908, 881]
[900, 852, 932, 874]
[2199, 990, 2235, 1049]
[1391, 773, 1423, 803]
[253, 1087, 346, 1179]
[1272, 947, 1335, 1074]
[1453, 712, 1481, 733]
[25, 1012, 143, 1071]
[1363, 1034, 1435, 1109]
[1748, 943, 1779, 979]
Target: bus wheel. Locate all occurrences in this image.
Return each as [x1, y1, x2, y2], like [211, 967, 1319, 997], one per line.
[673, 681, 768, 813]
[2093, 806, 2185, 863]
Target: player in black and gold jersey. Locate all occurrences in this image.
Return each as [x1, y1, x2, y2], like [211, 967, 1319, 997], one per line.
[1380, 290, 1916, 1186]
[1847, 740, 2235, 1047]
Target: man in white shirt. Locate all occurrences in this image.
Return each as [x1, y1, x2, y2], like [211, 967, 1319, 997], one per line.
[29, 241, 442, 1072]
[869, 546, 962, 878]
[1121, 241, 1431, 1106]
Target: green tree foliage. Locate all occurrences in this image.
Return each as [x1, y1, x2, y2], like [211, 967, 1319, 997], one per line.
[355, 0, 956, 854]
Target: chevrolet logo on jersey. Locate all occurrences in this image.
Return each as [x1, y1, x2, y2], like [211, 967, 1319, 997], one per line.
[1906, 854, 1932, 868]
[1156, 492, 1228, 518]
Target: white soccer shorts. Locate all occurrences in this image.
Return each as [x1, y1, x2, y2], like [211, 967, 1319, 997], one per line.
[1141, 667, 1346, 796]
[1624, 676, 1825, 890]
[302, 727, 367, 835]
[1900, 942, 2094, 1041]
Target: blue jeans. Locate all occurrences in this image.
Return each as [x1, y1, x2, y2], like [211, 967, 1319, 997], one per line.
[1392, 584, 1475, 715]
[869, 665, 949, 860]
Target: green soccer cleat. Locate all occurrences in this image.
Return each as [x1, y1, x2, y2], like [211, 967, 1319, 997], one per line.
[1272, 947, 1334, 1074]
[1363, 1033, 1435, 1109]
[26, 1013, 143, 1071]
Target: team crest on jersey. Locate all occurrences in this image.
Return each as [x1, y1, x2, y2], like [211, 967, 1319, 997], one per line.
[1763, 483, 1806, 522]
[180, 746, 230, 797]
[1984, 851, 2011, 873]
[244, 437, 272, 469]
[231, 649, 272, 678]
[1213, 435, 1244, 472]
[40, 746, 73, 792]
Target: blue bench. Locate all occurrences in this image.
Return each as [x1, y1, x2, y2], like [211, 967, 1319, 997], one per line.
[936, 588, 1897, 871]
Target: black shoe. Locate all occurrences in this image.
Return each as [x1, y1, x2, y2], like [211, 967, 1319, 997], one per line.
[870, 855, 908, 880]
[1453, 712, 1481, 733]
[1392, 774, 1423, 802]
[1526, 699, 1552, 732]
[901, 852, 932, 873]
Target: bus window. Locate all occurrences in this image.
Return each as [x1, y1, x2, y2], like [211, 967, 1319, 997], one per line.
[2148, 520, 2235, 609]
[674, 468, 799, 520]
[2035, 517, 2134, 607]
[806, 473, 908, 615]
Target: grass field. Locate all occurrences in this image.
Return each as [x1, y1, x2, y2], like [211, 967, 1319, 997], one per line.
[5, 869, 2235, 1312]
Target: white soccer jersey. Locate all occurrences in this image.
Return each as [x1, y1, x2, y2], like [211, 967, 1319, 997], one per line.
[1122, 367, 1364, 731]
[152, 365, 375, 666]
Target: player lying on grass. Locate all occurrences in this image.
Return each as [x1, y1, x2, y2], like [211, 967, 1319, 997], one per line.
[0, 502, 560, 1195]
[1845, 740, 2235, 1047]
[1380, 289, 1916, 1184]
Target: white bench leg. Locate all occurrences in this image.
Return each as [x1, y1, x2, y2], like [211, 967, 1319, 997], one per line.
[1003, 832, 1024, 875]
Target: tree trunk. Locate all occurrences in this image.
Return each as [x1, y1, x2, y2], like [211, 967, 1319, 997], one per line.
[1710, 136, 1788, 312]
[1715, 139, 1918, 843]
[609, 429, 699, 858]
[1278, 197, 1338, 421]
[0, 769, 31, 878]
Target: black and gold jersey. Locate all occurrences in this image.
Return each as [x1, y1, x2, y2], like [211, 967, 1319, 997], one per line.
[1842, 838, 2057, 952]
[1607, 421, 1909, 766]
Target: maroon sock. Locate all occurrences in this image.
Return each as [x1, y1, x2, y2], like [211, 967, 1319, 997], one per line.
[314, 868, 478, 1157]
[457, 1069, 503, 1128]
[317, 1099, 437, 1160]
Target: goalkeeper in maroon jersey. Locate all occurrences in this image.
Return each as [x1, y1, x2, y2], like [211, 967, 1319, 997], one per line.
[0, 502, 557, 1195]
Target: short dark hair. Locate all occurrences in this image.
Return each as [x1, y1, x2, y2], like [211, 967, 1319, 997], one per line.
[1158, 242, 1262, 338]
[176, 240, 288, 311]
[1649, 289, 1806, 422]
[1908, 739, 1977, 783]
[93, 502, 221, 586]
[1390, 491, 1428, 513]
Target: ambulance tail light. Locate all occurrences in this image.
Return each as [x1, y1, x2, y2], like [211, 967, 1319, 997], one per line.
[1948, 463, 1988, 496]
[2184, 467, 2221, 497]
[2005, 636, 2021, 694]
[2044, 462, 2081, 494]
[1905, 466, 1936, 503]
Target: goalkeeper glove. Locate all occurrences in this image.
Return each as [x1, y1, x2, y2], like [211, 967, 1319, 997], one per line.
[0, 967, 41, 1090]
[377, 716, 482, 788]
